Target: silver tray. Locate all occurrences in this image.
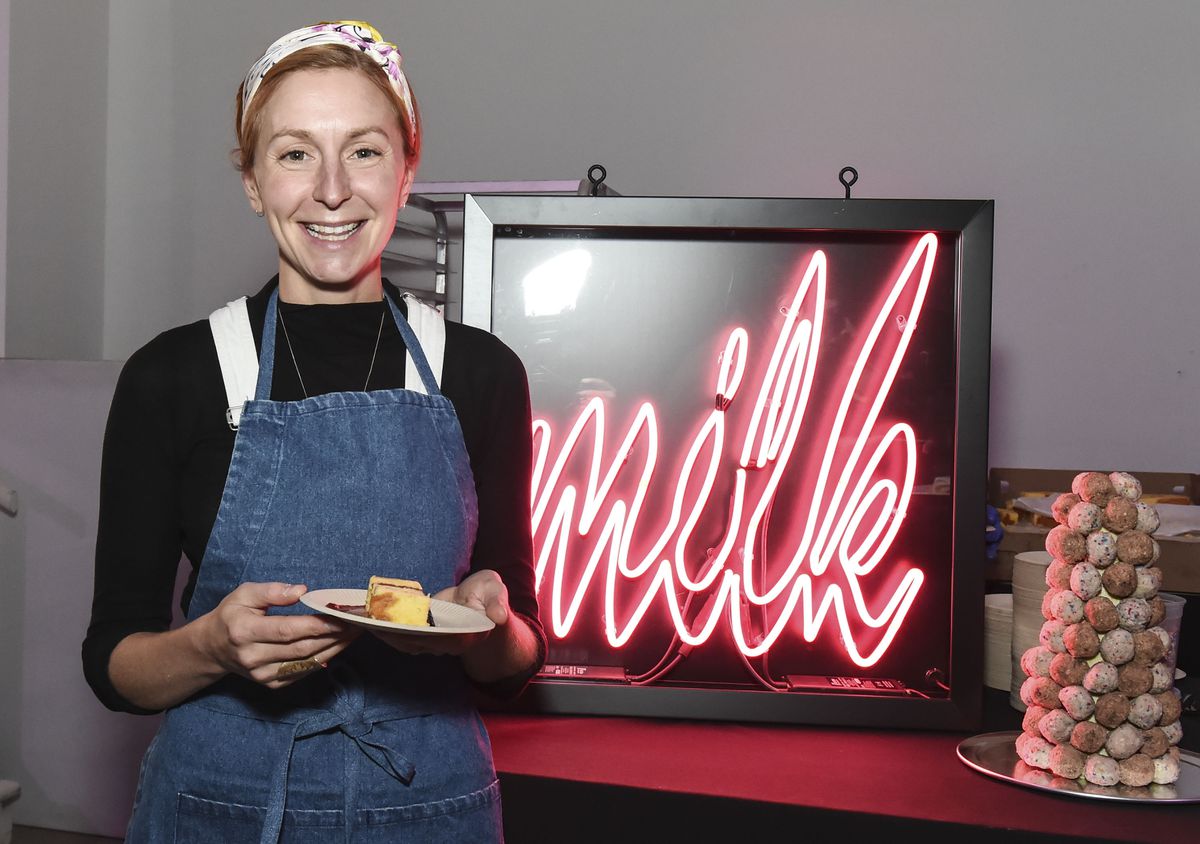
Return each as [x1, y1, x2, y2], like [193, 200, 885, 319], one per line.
[957, 731, 1200, 804]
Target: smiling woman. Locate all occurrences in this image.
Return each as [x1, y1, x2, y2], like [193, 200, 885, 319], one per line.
[83, 20, 544, 844]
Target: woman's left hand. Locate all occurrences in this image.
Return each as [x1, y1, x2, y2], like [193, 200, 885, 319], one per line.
[371, 569, 509, 657]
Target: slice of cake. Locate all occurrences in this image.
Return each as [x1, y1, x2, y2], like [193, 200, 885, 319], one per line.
[366, 576, 432, 626]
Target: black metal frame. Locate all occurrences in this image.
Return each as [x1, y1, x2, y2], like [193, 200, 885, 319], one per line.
[462, 195, 993, 730]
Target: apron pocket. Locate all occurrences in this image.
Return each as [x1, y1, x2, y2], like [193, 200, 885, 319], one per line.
[356, 779, 502, 842]
[174, 792, 342, 844]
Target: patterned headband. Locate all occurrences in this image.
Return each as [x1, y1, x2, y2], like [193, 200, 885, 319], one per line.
[241, 21, 417, 150]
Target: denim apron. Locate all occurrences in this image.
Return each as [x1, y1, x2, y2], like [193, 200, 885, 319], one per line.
[125, 291, 502, 843]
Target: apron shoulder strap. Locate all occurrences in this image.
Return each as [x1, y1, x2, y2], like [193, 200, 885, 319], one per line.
[208, 297, 258, 429]
[400, 293, 445, 395]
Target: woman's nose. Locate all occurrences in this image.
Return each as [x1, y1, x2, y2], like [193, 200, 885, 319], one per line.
[313, 158, 352, 208]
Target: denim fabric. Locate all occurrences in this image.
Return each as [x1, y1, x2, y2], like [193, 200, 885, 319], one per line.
[126, 291, 498, 843]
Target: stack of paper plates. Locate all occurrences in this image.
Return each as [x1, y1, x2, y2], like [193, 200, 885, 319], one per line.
[1010, 551, 1051, 710]
[984, 592, 1014, 690]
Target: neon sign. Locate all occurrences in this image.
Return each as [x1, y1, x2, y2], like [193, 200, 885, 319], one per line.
[529, 233, 939, 668]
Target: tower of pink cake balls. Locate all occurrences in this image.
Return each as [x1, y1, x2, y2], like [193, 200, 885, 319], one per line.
[1017, 471, 1182, 794]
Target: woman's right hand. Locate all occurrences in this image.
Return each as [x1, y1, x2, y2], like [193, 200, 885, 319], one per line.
[197, 582, 359, 688]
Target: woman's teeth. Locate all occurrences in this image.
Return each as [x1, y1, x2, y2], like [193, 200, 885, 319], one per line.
[304, 222, 362, 241]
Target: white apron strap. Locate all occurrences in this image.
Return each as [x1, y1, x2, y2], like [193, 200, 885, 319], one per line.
[401, 293, 445, 394]
[208, 297, 258, 430]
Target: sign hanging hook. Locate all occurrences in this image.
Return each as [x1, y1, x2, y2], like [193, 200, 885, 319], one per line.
[839, 166, 859, 199]
[588, 164, 608, 197]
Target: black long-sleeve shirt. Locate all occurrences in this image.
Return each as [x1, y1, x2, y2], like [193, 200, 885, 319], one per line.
[84, 278, 544, 713]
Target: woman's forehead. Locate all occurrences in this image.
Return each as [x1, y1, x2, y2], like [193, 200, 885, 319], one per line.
[259, 68, 399, 134]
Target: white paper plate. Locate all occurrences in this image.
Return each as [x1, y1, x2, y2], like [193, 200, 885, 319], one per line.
[300, 588, 495, 635]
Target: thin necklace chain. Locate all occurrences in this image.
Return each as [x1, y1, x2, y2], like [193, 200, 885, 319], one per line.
[277, 304, 386, 399]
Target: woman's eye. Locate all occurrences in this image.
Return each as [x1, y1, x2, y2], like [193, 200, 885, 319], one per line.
[279, 149, 309, 162]
[352, 148, 381, 160]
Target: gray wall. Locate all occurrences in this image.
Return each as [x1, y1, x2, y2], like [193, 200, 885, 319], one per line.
[4, 0, 108, 359]
[5, 0, 1199, 470]
[0, 0, 8, 353]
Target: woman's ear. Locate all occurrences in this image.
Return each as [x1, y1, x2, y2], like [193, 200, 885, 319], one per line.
[398, 165, 416, 209]
[242, 169, 264, 215]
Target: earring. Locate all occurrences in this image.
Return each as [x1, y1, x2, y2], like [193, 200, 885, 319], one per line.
[255, 209, 264, 217]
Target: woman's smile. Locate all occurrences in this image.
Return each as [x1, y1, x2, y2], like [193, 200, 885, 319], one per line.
[303, 220, 364, 241]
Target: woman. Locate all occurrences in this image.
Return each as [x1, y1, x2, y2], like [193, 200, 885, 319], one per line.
[83, 21, 544, 842]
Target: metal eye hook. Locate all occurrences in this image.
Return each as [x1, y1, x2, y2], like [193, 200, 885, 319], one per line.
[839, 166, 859, 199]
[588, 164, 608, 197]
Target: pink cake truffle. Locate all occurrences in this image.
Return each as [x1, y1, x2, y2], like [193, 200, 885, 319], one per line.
[1100, 562, 1137, 598]
[1117, 662, 1152, 697]
[1016, 732, 1053, 769]
[1132, 629, 1167, 666]
[1069, 562, 1102, 601]
[1157, 691, 1182, 726]
[1094, 692, 1130, 728]
[1108, 471, 1142, 500]
[1148, 596, 1166, 627]
[1070, 721, 1108, 754]
[1083, 661, 1119, 694]
[1046, 526, 1086, 562]
[1103, 497, 1138, 533]
[1049, 653, 1089, 687]
[1116, 597, 1151, 632]
[1141, 727, 1169, 758]
[1133, 567, 1163, 600]
[1039, 620, 1067, 653]
[1074, 472, 1115, 505]
[1050, 591, 1085, 624]
[1084, 754, 1121, 786]
[1067, 501, 1103, 533]
[1150, 662, 1174, 694]
[1020, 676, 1063, 709]
[1118, 753, 1155, 787]
[1135, 501, 1160, 534]
[1049, 744, 1086, 780]
[1045, 560, 1074, 590]
[1051, 492, 1082, 526]
[1063, 622, 1100, 659]
[1038, 708, 1077, 744]
[1084, 597, 1119, 632]
[1116, 530, 1153, 564]
[1086, 530, 1118, 567]
[1104, 723, 1144, 759]
[1058, 685, 1095, 720]
[1153, 752, 1181, 785]
[1021, 645, 1056, 678]
[1127, 693, 1164, 729]
[1040, 588, 1057, 621]
[1099, 628, 1134, 665]
[1022, 704, 1051, 733]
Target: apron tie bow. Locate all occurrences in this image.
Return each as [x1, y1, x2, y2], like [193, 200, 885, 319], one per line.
[259, 706, 416, 843]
